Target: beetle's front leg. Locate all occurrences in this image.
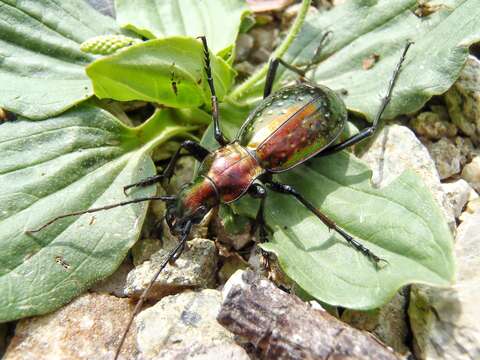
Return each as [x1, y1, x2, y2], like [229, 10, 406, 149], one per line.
[124, 140, 210, 194]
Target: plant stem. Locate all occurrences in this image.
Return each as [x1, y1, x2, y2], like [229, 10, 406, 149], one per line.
[229, 0, 312, 101]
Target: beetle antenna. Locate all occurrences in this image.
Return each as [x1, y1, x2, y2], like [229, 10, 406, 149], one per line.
[25, 195, 177, 233]
[113, 220, 193, 360]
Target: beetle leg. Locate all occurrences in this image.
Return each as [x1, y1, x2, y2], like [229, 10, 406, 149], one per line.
[263, 31, 331, 98]
[266, 181, 387, 266]
[198, 36, 229, 146]
[320, 41, 413, 156]
[308, 31, 332, 68]
[124, 140, 210, 194]
[248, 182, 271, 268]
[264, 58, 309, 98]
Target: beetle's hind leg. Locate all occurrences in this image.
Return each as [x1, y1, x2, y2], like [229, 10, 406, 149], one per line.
[266, 180, 387, 267]
[320, 41, 413, 156]
[124, 140, 210, 194]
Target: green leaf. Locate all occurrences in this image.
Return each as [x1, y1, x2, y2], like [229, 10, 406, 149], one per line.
[201, 108, 454, 310]
[115, 0, 250, 56]
[0, 106, 193, 321]
[262, 153, 454, 309]
[234, 0, 480, 121]
[0, 0, 126, 119]
[86, 37, 235, 108]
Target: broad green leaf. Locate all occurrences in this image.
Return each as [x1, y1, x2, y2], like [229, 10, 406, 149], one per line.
[115, 0, 249, 57]
[262, 153, 454, 309]
[233, 0, 480, 121]
[86, 37, 235, 108]
[201, 109, 454, 310]
[0, 0, 126, 119]
[0, 106, 193, 321]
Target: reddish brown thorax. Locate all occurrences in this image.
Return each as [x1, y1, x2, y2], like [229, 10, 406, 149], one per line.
[183, 143, 262, 208]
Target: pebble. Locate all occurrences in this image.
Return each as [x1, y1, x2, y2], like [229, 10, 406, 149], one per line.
[4, 293, 137, 360]
[441, 179, 477, 218]
[135, 289, 250, 359]
[124, 237, 218, 300]
[445, 55, 480, 143]
[410, 110, 457, 140]
[425, 138, 462, 179]
[359, 124, 456, 230]
[235, 33, 255, 62]
[234, 61, 257, 77]
[461, 156, 480, 192]
[408, 210, 480, 360]
[250, 26, 279, 64]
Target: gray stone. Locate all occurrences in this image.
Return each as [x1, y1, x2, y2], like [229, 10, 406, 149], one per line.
[441, 179, 477, 218]
[341, 289, 411, 355]
[461, 156, 480, 192]
[125, 238, 218, 300]
[235, 61, 257, 77]
[425, 138, 462, 179]
[4, 293, 137, 360]
[251, 48, 272, 64]
[250, 27, 278, 52]
[359, 124, 455, 230]
[410, 110, 457, 140]
[235, 33, 254, 62]
[445, 55, 480, 143]
[135, 289, 249, 360]
[453, 135, 479, 162]
[408, 211, 480, 360]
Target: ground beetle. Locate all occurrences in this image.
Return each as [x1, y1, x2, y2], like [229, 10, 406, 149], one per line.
[30, 36, 412, 359]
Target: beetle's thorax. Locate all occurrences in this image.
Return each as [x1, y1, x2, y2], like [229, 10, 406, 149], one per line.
[167, 143, 262, 233]
[198, 142, 262, 203]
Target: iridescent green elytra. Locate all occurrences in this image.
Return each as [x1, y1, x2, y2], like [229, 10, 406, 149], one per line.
[238, 83, 347, 172]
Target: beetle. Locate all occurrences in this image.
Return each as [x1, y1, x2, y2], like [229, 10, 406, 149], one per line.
[29, 36, 412, 359]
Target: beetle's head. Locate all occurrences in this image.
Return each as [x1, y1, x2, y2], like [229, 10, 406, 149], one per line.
[165, 176, 218, 235]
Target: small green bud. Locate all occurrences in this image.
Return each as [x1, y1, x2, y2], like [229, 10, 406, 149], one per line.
[80, 35, 141, 55]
